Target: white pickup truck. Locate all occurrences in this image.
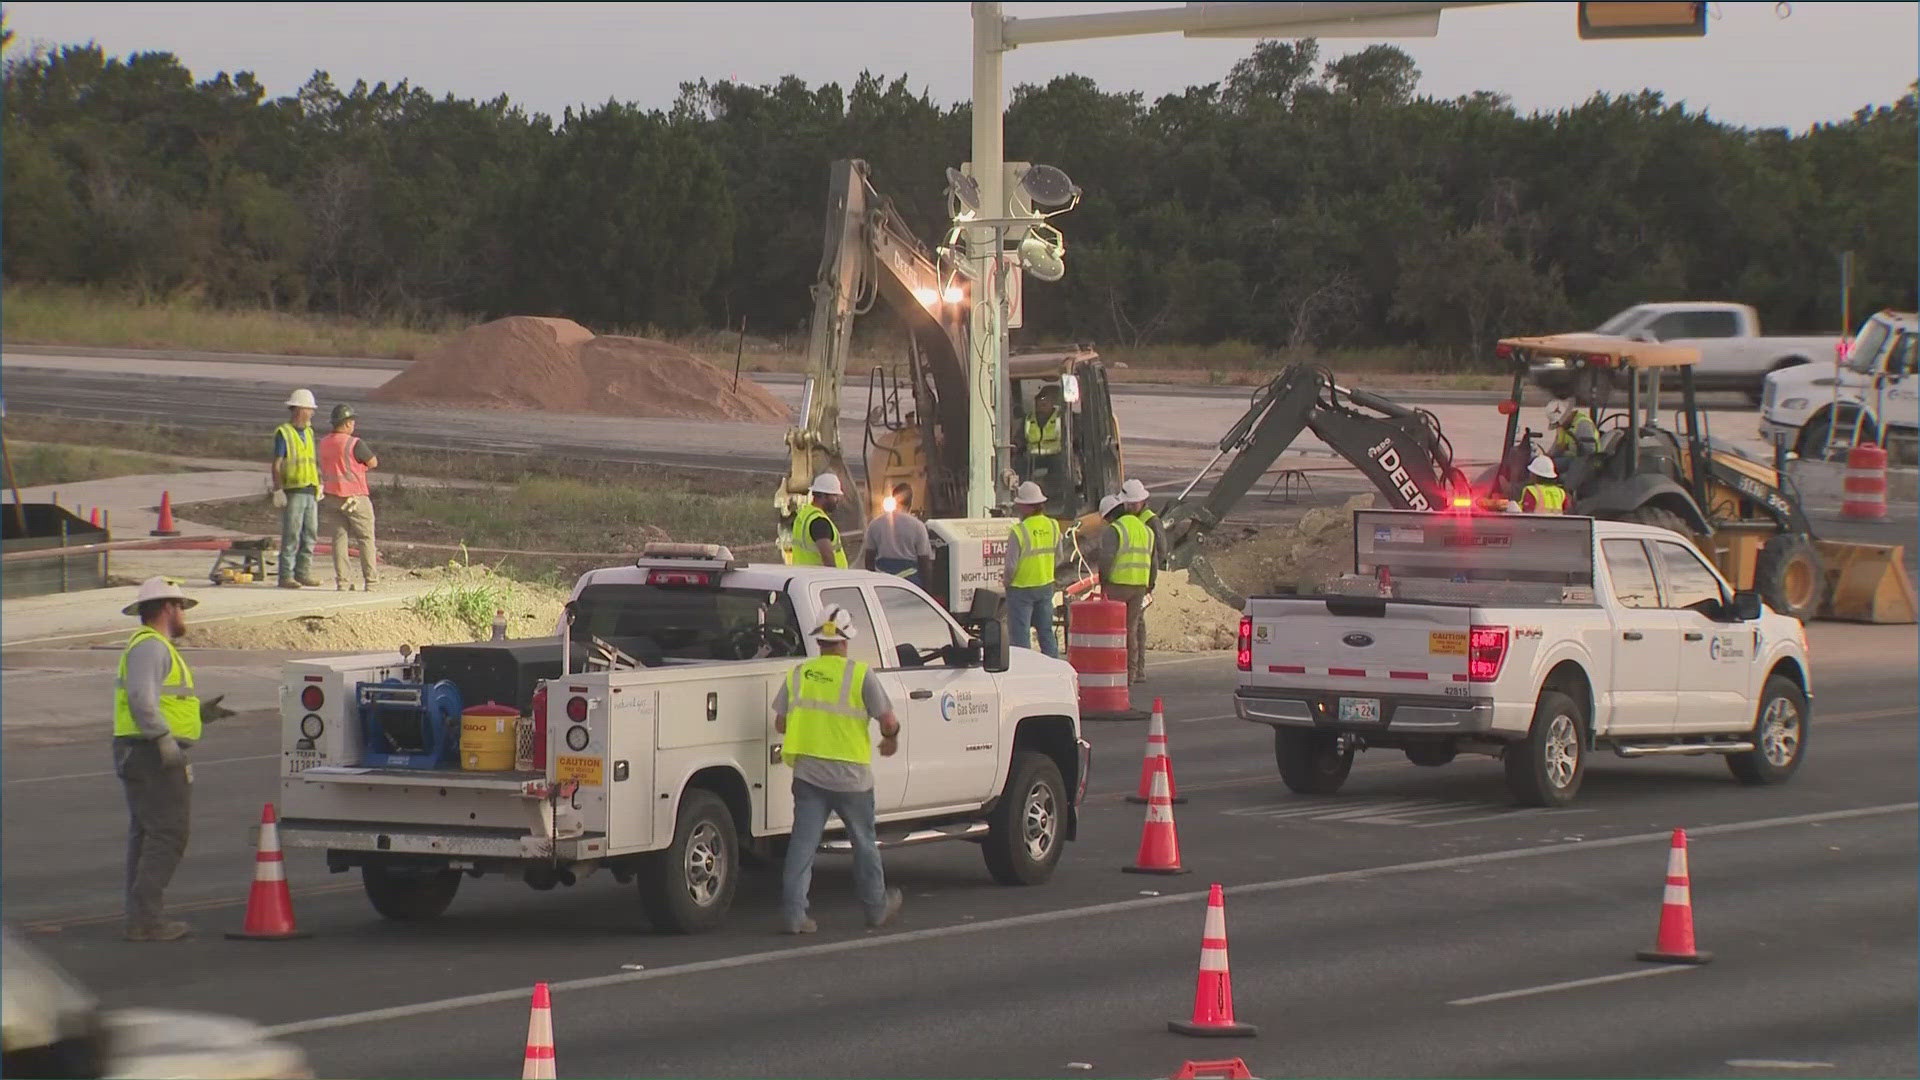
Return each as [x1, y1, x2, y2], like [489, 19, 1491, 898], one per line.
[1233, 510, 1812, 807]
[276, 544, 1088, 932]
[1761, 309, 1918, 464]
[1529, 302, 1839, 405]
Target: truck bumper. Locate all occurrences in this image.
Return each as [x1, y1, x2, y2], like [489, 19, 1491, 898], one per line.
[1759, 419, 1800, 447]
[280, 819, 592, 863]
[1233, 689, 1497, 736]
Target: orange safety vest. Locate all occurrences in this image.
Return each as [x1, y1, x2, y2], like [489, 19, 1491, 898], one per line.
[319, 433, 370, 498]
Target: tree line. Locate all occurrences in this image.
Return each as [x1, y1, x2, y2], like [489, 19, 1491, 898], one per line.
[3, 29, 1913, 366]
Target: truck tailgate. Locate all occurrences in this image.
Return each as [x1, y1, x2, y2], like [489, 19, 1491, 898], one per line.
[1245, 596, 1473, 699]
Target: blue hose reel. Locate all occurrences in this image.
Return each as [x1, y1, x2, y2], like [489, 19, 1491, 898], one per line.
[355, 678, 464, 769]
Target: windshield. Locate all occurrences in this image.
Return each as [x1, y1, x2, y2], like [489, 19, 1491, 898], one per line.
[572, 584, 803, 663]
[1847, 318, 1896, 375]
[1595, 306, 1651, 335]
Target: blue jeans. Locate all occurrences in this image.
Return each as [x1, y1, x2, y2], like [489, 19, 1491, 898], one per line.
[1007, 585, 1058, 658]
[279, 490, 318, 583]
[873, 557, 921, 588]
[782, 778, 886, 928]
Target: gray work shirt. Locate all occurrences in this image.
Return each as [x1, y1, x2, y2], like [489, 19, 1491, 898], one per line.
[863, 511, 934, 564]
[771, 667, 895, 792]
[121, 637, 196, 748]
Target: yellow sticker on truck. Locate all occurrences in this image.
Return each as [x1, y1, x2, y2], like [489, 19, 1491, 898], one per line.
[555, 755, 603, 787]
[1429, 631, 1469, 656]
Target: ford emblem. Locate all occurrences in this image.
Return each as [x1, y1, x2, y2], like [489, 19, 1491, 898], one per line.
[1342, 632, 1375, 648]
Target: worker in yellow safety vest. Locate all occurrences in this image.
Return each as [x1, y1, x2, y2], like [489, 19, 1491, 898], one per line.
[1517, 456, 1570, 514]
[1122, 478, 1168, 570]
[790, 472, 849, 568]
[271, 388, 323, 589]
[773, 605, 904, 935]
[1098, 493, 1157, 685]
[1544, 397, 1599, 476]
[1002, 481, 1062, 658]
[1023, 386, 1065, 500]
[112, 578, 232, 941]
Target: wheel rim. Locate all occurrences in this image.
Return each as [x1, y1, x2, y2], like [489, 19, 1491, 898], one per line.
[684, 821, 726, 906]
[1023, 782, 1058, 862]
[1760, 697, 1802, 767]
[1544, 714, 1579, 789]
[1783, 556, 1816, 609]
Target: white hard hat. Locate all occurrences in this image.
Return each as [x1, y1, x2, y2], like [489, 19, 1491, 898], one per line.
[1099, 494, 1122, 517]
[1121, 478, 1150, 503]
[1528, 456, 1559, 480]
[809, 472, 844, 496]
[122, 576, 198, 617]
[1014, 481, 1046, 506]
[285, 388, 317, 410]
[1544, 398, 1573, 425]
[811, 604, 858, 643]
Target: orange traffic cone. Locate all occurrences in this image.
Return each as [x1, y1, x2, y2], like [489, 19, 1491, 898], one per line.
[88, 507, 100, 527]
[1128, 698, 1187, 805]
[150, 490, 181, 537]
[522, 982, 556, 1080]
[226, 803, 309, 940]
[1171, 1059, 1258, 1080]
[1637, 828, 1711, 965]
[1122, 767, 1189, 875]
[1170, 884, 1257, 1037]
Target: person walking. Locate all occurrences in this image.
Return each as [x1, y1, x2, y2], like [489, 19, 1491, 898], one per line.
[861, 483, 934, 588]
[790, 473, 849, 568]
[318, 403, 380, 591]
[1097, 493, 1156, 685]
[773, 606, 904, 935]
[113, 578, 231, 942]
[271, 389, 322, 589]
[1002, 481, 1061, 657]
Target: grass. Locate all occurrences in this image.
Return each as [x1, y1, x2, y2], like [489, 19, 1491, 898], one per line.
[3, 442, 198, 487]
[406, 556, 517, 638]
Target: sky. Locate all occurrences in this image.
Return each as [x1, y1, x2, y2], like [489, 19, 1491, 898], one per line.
[5, 2, 1915, 131]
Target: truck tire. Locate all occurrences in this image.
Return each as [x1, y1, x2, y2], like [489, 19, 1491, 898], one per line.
[1405, 743, 1456, 767]
[1274, 729, 1353, 795]
[1727, 675, 1809, 785]
[1753, 533, 1824, 621]
[361, 863, 461, 922]
[1504, 690, 1587, 807]
[983, 751, 1068, 886]
[639, 789, 738, 934]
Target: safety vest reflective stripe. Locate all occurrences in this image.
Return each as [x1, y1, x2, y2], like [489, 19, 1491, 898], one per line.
[781, 656, 873, 767]
[1025, 414, 1062, 455]
[276, 423, 319, 490]
[790, 503, 847, 568]
[1009, 514, 1061, 589]
[318, 433, 370, 497]
[1522, 484, 1568, 514]
[113, 627, 202, 741]
[1110, 515, 1152, 586]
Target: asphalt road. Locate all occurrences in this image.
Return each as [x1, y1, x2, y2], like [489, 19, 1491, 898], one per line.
[5, 651, 1914, 1078]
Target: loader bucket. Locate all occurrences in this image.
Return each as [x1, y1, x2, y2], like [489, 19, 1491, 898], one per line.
[1814, 541, 1918, 624]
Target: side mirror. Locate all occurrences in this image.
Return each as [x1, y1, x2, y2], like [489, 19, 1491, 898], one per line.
[1729, 590, 1764, 622]
[979, 619, 1009, 673]
[896, 642, 922, 669]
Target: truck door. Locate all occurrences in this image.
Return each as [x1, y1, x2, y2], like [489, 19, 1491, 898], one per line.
[1598, 539, 1680, 734]
[1649, 540, 1753, 733]
[871, 583, 1000, 812]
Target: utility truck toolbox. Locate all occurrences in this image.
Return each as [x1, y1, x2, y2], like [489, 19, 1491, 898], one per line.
[1235, 510, 1812, 808]
[278, 542, 1088, 933]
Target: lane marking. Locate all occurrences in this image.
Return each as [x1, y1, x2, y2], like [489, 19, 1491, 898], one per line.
[3, 753, 279, 786]
[1725, 1061, 1836, 1071]
[258, 801, 1916, 1039]
[1447, 965, 1692, 1006]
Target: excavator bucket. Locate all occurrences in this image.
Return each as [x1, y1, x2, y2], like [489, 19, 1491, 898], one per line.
[1814, 541, 1919, 624]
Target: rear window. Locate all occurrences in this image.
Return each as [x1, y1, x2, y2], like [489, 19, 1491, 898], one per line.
[572, 584, 802, 663]
[1346, 510, 1596, 606]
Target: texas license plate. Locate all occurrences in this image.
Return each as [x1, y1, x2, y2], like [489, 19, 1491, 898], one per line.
[1338, 697, 1381, 724]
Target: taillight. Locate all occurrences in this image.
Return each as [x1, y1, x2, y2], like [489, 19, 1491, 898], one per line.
[1468, 625, 1510, 683]
[300, 686, 324, 711]
[566, 696, 588, 723]
[647, 569, 713, 586]
[1236, 617, 1253, 671]
[1495, 343, 1512, 359]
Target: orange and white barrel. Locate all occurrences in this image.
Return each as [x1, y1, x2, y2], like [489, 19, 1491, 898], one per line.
[1843, 442, 1888, 520]
[1069, 598, 1131, 716]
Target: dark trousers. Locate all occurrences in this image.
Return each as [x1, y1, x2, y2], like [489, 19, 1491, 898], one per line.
[1103, 582, 1148, 682]
[113, 737, 191, 929]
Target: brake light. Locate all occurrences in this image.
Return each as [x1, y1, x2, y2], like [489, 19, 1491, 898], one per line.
[1495, 343, 1512, 359]
[566, 696, 588, 723]
[1236, 617, 1253, 671]
[1468, 625, 1510, 683]
[529, 684, 550, 770]
[647, 569, 713, 587]
[300, 685, 324, 711]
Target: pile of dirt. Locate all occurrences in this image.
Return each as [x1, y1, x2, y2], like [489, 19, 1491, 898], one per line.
[372, 316, 789, 423]
[1144, 569, 1241, 652]
[182, 569, 567, 652]
[1197, 493, 1378, 603]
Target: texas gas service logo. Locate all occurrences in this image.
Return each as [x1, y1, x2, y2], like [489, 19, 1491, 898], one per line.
[940, 690, 991, 723]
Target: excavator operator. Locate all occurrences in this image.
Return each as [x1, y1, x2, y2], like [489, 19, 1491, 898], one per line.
[1022, 386, 1065, 501]
[1545, 398, 1598, 476]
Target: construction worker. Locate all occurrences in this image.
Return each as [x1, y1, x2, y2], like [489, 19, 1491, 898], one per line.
[1098, 493, 1156, 685]
[113, 578, 231, 941]
[1518, 456, 1570, 514]
[773, 606, 904, 935]
[790, 473, 848, 568]
[1122, 477, 1168, 570]
[318, 403, 380, 592]
[1024, 386, 1064, 498]
[271, 389, 322, 589]
[1544, 397, 1599, 476]
[1002, 481, 1061, 658]
[861, 483, 933, 587]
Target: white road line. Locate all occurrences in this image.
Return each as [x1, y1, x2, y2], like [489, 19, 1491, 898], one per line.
[258, 800, 1917, 1039]
[2, 752, 279, 785]
[1173, 714, 1236, 725]
[1447, 965, 1692, 1006]
[1725, 1060, 1836, 1070]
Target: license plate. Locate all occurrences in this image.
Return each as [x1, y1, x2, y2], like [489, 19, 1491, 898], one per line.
[1338, 697, 1381, 724]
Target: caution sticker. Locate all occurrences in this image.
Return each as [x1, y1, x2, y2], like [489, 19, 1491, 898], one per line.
[1429, 631, 1469, 656]
[555, 755, 603, 787]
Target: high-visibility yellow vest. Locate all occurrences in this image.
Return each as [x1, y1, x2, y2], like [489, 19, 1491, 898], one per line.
[790, 503, 847, 568]
[1522, 483, 1568, 514]
[781, 655, 873, 767]
[1109, 514, 1153, 587]
[113, 626, 201, 741]
[1552, 413, 1598, 456]
[1009, 514, 1061, 589]
[1138, 507, 1157, 525]
[1025, 414, 1062, 456]
[275, 423, 319, 490]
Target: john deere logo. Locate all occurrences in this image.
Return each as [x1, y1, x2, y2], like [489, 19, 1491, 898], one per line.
[1343, 632, 1376, 648]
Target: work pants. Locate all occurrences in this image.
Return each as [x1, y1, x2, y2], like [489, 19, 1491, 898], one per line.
[321, 494, 378, 586]
[113, 737, 191, 932]
[782, 779, 887, 930]
[873, 557, 921, 589]
[279, 490, 318, 584]
[1006, 585, 1059, 658]
[1103, 582, 1148, 683]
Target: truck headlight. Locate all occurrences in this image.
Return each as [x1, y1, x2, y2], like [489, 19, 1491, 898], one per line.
[1779, 397, 1808, 411]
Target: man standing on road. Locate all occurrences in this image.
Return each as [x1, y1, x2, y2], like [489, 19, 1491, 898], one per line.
[790, 473, 848, 569]
[773, 606, 904, 935]
[113, 578, 231, 942]
[1098, 493, 1156, 685]
[1122, 478, 1168, 570]
[271, 389, 322, 589]
[318, 404, 380, 592]
[1002, 481, 1061, 658]
[861, 483, 934, 588]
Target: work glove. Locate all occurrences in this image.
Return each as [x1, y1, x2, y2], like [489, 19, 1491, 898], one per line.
[199, 695, 236, 724]
[271, 489, 288, 510]
[155, 734, 186, 770]
[341, 496, 358, 514]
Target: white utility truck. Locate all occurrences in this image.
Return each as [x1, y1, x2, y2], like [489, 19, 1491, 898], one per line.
[1761, 309, 1917, 464]
[1234, 510, 1812, 807]
[277, 544, 1088, 933]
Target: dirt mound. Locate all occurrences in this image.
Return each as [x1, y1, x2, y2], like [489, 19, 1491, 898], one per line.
[1144, 569, 1241, 652]
[372, 316, 788, 423]
[1203, 494, 1377, 601]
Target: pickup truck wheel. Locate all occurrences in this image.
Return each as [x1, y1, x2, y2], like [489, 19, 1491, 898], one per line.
[984, 751, 1067, 886]
[1727, 676, 1808, 785]
[639, 790, 737, 933]
[1274, 729, 1353, 795]
[1505, 690, 1586, 807]
[1405, 743, 1456, 767]
[361, 863, 461, 922]
[1753, 534, 1824, 621]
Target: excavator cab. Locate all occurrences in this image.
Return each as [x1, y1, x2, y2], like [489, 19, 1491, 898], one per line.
[1007, 348, 1123, 521]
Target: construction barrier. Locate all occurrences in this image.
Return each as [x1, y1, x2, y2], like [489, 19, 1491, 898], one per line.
[1842, 443, 1888, 520]
[1636, 828, 1710, 965]
[1069, 598, 1141, 720]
